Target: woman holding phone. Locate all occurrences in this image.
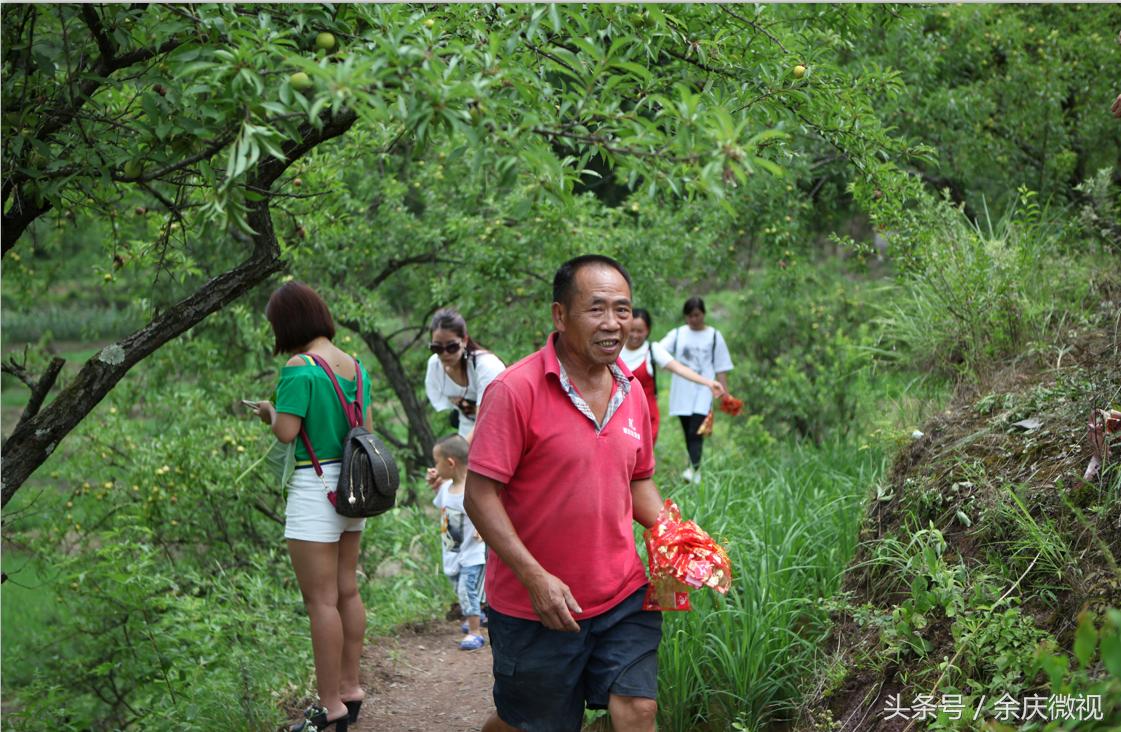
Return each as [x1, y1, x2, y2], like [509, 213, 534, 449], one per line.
[248, 282, 369, 732]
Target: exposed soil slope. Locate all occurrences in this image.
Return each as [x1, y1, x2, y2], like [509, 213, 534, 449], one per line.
[797, 309, 1121, 731]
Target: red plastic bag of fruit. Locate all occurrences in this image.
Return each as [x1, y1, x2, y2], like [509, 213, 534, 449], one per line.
[719, 395, 744, 416]
[642, 500, 732, 611]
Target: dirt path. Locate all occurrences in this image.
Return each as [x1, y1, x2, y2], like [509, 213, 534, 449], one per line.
[350, 619, 495, 732]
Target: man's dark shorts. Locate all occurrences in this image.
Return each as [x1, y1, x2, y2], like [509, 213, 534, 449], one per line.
[488, 585, 662, 732]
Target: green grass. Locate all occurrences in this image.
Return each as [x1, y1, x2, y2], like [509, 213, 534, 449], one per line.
[652, 439, 885, 731]
[0, 552, 65, 691]
[0, 303, 145, 343]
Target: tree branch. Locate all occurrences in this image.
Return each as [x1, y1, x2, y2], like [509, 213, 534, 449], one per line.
[79, 5, 117, 62]
[2, 356, 66, 424]
[1, 109, 359, 506]
[369, 251, 446, 290]
[251, 499, 284, 526]
[718, 5, 790, 55]
[2, 194, 53, 256]
[660, 47, 743, 83]
[135, 182, 185, 221]
[126, 130, 239, 184]
[1, 349, 66, 423]
[4, 6, 185, 252]
[524, 39, 582, 78]
[36, 36, 184, 145]
[532, 127, 699, 164]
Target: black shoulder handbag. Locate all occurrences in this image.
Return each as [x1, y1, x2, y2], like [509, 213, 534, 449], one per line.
[297, 353, 399, 518]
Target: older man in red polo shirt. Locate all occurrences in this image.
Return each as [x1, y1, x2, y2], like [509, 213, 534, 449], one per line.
[465, 254, 664, 732]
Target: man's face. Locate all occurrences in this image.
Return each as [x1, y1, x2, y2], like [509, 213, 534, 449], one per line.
[553, 265, 632, 367]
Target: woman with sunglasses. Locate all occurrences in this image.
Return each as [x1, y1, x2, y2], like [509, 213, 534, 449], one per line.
[424, 307, 506, 443]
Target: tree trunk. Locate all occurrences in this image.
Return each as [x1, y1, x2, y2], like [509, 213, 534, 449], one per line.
[1, 111, 358, 506]
[355, 326, 435, 501]
[1, 243, 283, 505]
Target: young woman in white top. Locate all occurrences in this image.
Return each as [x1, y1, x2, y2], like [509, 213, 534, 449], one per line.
[657, 296, 734, 481]
[620, 308, 725, 445]
[423, 307, 505, 443]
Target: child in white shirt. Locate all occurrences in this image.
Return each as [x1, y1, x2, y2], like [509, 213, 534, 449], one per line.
[431, 434, 488, 650]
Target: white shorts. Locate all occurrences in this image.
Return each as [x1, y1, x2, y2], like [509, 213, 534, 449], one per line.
[285, 463, 367, 542]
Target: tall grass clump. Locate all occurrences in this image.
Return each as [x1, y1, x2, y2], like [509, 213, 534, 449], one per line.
[654, 439, 885, 731]
[873, 187, 1097, 380]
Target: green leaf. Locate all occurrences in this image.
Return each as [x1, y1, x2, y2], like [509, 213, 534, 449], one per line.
[751, 156, 785, 178]
[1101, 624, 1121, 679]
[1034, 641, 1069, 691]
[1073, 611, 1097, 669]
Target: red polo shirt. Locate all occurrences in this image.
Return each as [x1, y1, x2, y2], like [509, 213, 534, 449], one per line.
[469, 333, 656, 621]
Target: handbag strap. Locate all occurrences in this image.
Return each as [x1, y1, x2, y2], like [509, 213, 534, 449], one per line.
[296, 353, 364, 477]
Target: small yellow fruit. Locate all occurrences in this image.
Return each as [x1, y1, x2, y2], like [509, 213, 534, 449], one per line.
[315, 32, 336, 51]
[103, 273, 113, 282]
[793, 65, 806, 79]
[424, 18, 434, 28]
[289, 72, 313, 91]
[123, 160, 143, 178]
[292, 177, 303, 187]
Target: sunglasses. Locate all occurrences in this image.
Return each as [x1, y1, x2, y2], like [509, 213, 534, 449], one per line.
[428, 340, 463, 355]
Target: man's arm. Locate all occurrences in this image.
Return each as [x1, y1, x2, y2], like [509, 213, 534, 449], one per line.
[715, 371, 730, 393]
[630, 477, 664, 529]
[464, 470, 583, 631]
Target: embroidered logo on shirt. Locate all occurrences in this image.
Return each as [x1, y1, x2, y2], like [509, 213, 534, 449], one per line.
[623, 416, 642, 441]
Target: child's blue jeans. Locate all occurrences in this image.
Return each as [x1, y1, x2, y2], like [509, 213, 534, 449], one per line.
[449, 563, 485, 618]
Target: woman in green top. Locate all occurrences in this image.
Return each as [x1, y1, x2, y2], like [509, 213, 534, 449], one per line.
[249, 282, 369, 732]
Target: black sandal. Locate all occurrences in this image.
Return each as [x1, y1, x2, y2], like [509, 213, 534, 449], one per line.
[289, 704, 349, 732]
[344, 699, 362, 723]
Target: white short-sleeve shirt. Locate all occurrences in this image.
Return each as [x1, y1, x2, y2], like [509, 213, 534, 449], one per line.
[424, 351, 506, 437]
[658, 326, 733, 416]
[432, 479, 487, 575]
[620, 340, 674, 374]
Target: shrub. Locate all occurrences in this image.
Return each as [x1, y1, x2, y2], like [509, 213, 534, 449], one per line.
[873, 188, 1096, 380]
[719, 263, 876, 443]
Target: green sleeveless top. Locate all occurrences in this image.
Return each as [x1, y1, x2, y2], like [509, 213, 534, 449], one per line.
[274, 355, 372, 465]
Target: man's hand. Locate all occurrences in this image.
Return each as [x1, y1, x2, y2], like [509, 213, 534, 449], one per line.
[707, 379, 727, 398]
[465, 471, 582, 631]
[425, 467, 441, 489]
[523, 569, 582, 632]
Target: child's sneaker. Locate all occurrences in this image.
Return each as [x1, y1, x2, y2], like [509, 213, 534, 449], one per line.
[460, 611, 488, 634]
[459, 634, 486, 651]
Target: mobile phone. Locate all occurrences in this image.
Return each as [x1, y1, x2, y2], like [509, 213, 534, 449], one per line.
[241, 399, 259, 410]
